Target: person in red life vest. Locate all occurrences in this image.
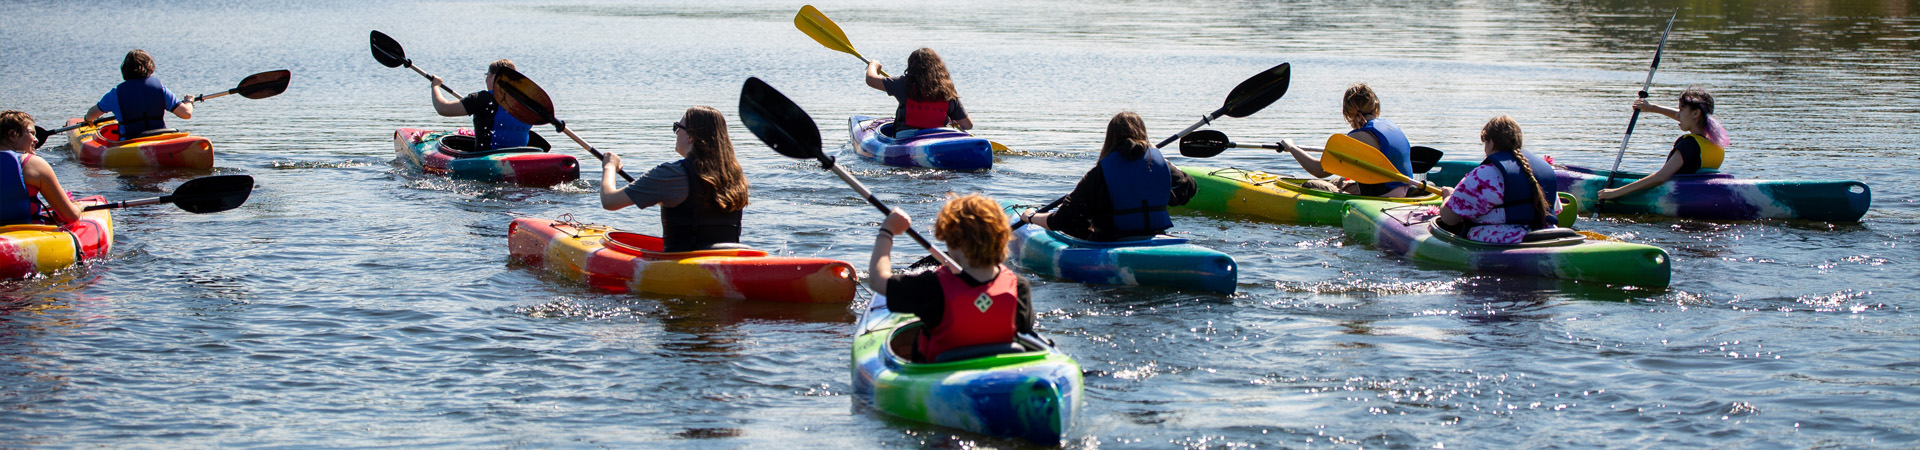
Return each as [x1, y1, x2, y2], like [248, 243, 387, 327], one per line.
[598, 106, 750, 252]
[1436, 116, 1562, 244]
[428, 59, 536, 151]
[1275, 83, 1419, 197]
[1600, 87, 1730, 200]
[0, 111, 83, 226]
[869, 194, 1034, 363]
[84, 50, 194, 140]
[1021, 112, 1197, 242]
[865, 48, 973, 139]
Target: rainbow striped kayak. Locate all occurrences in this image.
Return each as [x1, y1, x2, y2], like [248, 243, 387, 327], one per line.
[1428, 160, 1870, 222]
[393, 128, 579, 187]
[1179, 166, 1441, 225]
[1006, 206, 1237, 293]
[0, 197, 113, 279]
[63, 118, 214, 169]
[851, 295, 1081, 445]
[1341, 200, 1670, 287]
[848, 116, 992, 170]
[506, 217, 858, 302]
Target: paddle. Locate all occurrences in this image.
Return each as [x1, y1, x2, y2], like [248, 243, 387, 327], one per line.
[1596, 11, 1678, 217]
[1322, 134, 1446, 196]
[81, 174, 254, 213]
[35, 70, 292, 147]
[1177, 129, 1446, 174]
[485, 67, 633, 182]
[738, 76, 961, 273]
[793, 5, 1011, 153]
[371, 30, 461, 97]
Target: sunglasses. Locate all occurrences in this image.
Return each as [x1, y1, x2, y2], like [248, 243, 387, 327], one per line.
[672, 121, 686, 133]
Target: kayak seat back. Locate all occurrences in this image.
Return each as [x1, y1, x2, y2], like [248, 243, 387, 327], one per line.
[932, 342, 1029, 363]
[437, 134, 549, 158]
[108, 128, 189, 145]
[1520, 228, 1583, 243]
[1044, 229, 1188, 248]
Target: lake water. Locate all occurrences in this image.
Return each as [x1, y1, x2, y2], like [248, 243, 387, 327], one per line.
[2, 0, 1915, 448]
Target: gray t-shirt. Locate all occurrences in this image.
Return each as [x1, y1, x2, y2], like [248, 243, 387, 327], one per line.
[622, 160, 689, 209]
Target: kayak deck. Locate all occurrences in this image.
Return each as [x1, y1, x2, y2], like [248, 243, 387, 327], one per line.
[63, 118, 215, 169]
[1180, 166, 1441, 225]
[1341, 200, 1671, 287]
[394, 128, 580, 187]
[1427, 160, 1870, 222]
[848, 115, 992, 170]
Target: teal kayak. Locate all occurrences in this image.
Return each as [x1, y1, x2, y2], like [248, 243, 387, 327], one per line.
[851, 295, 1081, 445]
[1428, 160, 1870, 222]
[1006, 205, 1237, 293]
[1341, 200, 1671, 287]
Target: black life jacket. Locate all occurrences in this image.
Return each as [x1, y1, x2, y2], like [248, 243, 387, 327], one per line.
[660, 166, 744, 252]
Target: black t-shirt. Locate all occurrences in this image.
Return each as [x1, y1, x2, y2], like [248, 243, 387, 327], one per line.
[886, 267, 1033, 335]
[1048, 160, 1199, 241]
[881, 76, 967, 129]
[1669, 135, 1702, 175]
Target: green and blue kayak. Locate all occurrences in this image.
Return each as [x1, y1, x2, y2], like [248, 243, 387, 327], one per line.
[1007, 205, 1238, 293]
[1178, 166, 1441, 225]
[1341, 200, 1671, 287]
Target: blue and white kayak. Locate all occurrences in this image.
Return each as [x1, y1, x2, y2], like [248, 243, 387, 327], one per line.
[848, 115, 993, 170]
[1005, 206, 1237, 293]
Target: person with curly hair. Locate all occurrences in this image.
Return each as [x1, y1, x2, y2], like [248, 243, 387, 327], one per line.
[865, 47, 973, 138]
[869, 194, 1033, 363]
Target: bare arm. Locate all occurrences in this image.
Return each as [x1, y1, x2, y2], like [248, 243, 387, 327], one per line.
[864, 61, 887, 91]
[84, 106, 105, 123]
[598, 153, 634, 210]
[1280, 139, 1333, 178]
[950, 117, 973, 131]
[1599, 153, 1685, 200]
[867, 209, 911, 295]
[171, 98, 194, 120]
[430, 76, 466, 117]
[1632, 99, 1678, 120]
[21, 156, 80, 224]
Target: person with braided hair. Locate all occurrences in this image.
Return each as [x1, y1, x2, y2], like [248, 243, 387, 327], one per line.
[1599, 87, 1730, 200]
[865, 48, 973, 138]
[1437, 116, 1563, 244]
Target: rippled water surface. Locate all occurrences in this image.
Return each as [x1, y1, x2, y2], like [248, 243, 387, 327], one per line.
[3, 0, 1916, 448]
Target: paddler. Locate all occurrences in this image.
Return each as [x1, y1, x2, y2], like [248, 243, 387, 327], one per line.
[865, 48, 972, 138]
[428, 59, 533, 151]
[83, 50, 194, 140]
[598, 106, 750, 252]
[1436, 116, 1562, 243]
[869, 194, 1034, 363]
[0, 111, 83, 225]
[1275, 83, 1419, 197]
[1022, 112, 1197, 241]
[1599, 87, 1729, 200]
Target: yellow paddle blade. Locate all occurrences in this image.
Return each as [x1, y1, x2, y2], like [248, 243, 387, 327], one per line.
[990, 140, 1011, 153]
[796, 5, 862, 58]
[1323, 133, 1410, 185]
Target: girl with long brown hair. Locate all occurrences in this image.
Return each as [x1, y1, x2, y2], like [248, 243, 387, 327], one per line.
[599, 106, 751, 252]
[869, 193, 1033, 363]
[1023, 112, 1197, 241]
[1437, 116, 1562, 244]
[865, 47, 973, 138]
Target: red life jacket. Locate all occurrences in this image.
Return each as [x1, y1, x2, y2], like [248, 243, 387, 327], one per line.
[899, 98, 952, 130]
[917, 265, 1019, 362]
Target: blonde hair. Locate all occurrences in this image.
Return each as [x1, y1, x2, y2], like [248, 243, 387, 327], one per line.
[933, 194, 1010, 268]
[1482, 115, 1548, 226]
[1342, 83, 1381, 119]
[680, 106, 749, 211]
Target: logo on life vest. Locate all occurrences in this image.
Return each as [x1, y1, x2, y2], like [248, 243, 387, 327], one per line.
[974, 293, 993, 313]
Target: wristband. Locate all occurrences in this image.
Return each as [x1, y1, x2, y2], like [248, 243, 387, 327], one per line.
[877, 227, 895, 238]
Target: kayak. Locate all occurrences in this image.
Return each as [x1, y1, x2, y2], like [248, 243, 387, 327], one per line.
[1341, 200, 1670, 287]
[393, 128, 579, 187]
[62, 118, 214, 169]
[0, 197, 114, 279]
[1428, 160, 1871, 222]
[848, 115, 992, 170]
[1006, 205, 1237, 293]
[506, 217, 857, 303]
[851, 294, 1080, 445]
[1178, 166, 1442, 225]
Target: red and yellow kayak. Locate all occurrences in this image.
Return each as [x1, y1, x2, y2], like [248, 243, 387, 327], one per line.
[507, 217, 858, 303]
[0, 197, 114, 278]
[63, 118, 214, 169]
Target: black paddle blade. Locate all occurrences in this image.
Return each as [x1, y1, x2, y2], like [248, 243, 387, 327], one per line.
[164, 175, 255, 214]
[369, 30, 408, 68]
[491, 67, 558, 126]
[1410, 146, 1444, 174]
[738, 77, 824, 163]
[1222, 63, 1291, 118]
[235, 70, 292, 99]
[33, 126, 52, 148]
[1179, 129, 1233, 158]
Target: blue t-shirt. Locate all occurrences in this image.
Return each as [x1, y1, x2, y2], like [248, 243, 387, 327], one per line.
[96, 81, 180, 124]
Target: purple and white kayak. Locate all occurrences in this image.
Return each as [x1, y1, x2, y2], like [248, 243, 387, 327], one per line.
[848, 115, 992, 170]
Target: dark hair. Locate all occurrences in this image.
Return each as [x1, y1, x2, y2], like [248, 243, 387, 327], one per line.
[1099, 111, 1150, 160]
[680, 106, 749, 212]
[933, 194, 1010, 267]
[122, 49, 155, 80]
[1482, 116, 1548, 226]
[1677, 87, 1715, 116]
[0, 110, 33, 143]
[904, 48, 958, 102]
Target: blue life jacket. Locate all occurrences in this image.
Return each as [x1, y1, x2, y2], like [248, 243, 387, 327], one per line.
[1097, 145, 1173, 235]
[1480, 149, 1558, 229]
[113, 77, 174, 138]
[0, 151, 41, 226]
[472, 90, 532, 151]
[1351, 118, 1414, 194]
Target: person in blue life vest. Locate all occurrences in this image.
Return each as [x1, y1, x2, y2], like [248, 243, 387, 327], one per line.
[1599, 87, 1730, 200]
[428, 59, 533, 151]
[1435, 116, 1563, 244]
[870, 194, 1034, 363]
[0, 111, 83, 226]
[1275, 83, 1418, 197]
[1022, 112, 1197, 242]
[597, 106, 749, 252]
[866, 48, 972, 139]
[83, 50, 194, 140]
